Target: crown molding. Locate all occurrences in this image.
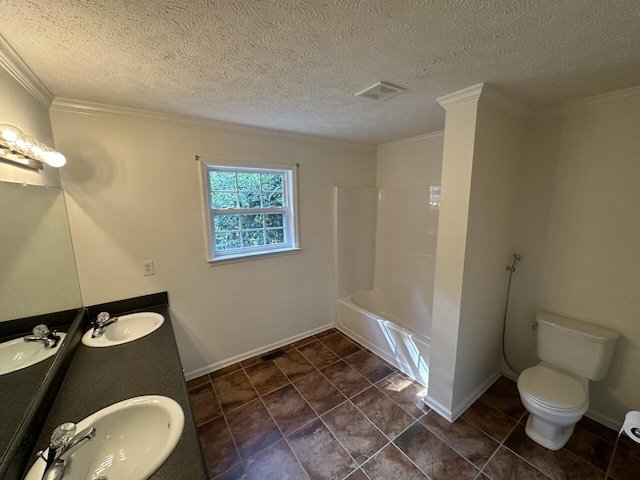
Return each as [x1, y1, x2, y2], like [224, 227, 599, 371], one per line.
[536, 84, 640, 120]
[377, 130, 444, 149]
[437, 83, 532, 120]
[0, 34, 53, 107]
[50, 97, 375, 149]
[436, 83, 485, 110]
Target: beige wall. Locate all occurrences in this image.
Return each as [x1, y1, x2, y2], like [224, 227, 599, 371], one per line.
[376, 132, 443, 187]
[51, 108, 376, 376]
[509, 90, 640, 427]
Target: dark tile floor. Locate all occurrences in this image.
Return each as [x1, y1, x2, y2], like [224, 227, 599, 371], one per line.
[187, 328, 640, 480]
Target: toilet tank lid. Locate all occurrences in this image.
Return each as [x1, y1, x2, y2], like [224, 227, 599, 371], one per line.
[537, 312, 619, 344]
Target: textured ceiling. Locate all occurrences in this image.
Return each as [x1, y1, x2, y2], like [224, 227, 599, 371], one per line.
[1, 0, 639, 144]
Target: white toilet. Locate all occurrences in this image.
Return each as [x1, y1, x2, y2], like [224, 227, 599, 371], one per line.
[517, 312, 619, 450]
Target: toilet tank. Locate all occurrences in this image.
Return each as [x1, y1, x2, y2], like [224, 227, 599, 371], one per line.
[536, 312, 619, 381]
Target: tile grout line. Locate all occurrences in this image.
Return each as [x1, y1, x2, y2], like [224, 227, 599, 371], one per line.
[412, 409, 482, 478]
[253, 351, 382, 480]
[253, 387, 312, 480]
[236, 361, 293, 468]
[319, 361, 372, 394]
[311, 362, 431, 478]
[484, 411, 554, 479]
[368, 428, 434, 480]
[209, 374, 249, 480]
[489, 409, 526, 461]
[418, 411, 498, 474]
[244, 346, 356, 480]
[475, 446, 501, 480]
[358, 417, 428, 477]
[296, 342, 343, 371]
[274, 341, 383, 479]
[196, 332, 383, 477]
[198, 342, 614, 480]
[216, 360, 281, 478]
[314, 406, 384, 479]
[196, 330, 422, 478]
[287, 340, 382, 479]
[283, 368, 366, 477]
[223, 358, 307, 479]
[202, 330, 480, 479]
[372, 373, 430, 420]
[322, 397, 392, 463]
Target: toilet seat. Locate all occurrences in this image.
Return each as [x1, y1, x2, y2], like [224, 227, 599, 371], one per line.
[518, 364, 588, 412]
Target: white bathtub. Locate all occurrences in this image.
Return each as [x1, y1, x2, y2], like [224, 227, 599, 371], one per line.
[337, 290, 430, 387]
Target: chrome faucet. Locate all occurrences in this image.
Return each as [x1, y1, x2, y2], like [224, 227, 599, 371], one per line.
[24, 324, 61, 349]
[91, 311, 118, 338]
[37, 422, 96, 480]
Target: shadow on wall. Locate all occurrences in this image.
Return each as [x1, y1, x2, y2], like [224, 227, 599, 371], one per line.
[507, 117, 566, 373]
[592, 333, 630, 417]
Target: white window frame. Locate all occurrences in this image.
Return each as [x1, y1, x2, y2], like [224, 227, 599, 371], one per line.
[199, 158, 300, 264]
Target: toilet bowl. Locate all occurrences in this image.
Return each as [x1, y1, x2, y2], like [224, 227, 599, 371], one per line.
[518, 363, 588, 450]
[516, 312, 618, 450]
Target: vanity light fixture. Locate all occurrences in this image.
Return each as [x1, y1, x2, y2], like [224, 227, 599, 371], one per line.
[0, 123, 66, 170]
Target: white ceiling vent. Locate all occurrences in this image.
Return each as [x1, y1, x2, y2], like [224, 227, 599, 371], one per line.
[355, 81, 405, 101]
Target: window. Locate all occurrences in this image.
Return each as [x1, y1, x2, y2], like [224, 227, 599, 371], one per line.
[200, 160, 299, 263]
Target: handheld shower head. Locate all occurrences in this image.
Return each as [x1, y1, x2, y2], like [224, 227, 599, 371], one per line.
[506, 253, 521, 272]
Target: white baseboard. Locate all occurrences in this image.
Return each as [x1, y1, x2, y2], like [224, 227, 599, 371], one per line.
[500, 367, 519, 383]
[584, 409, 622, 431]
[423, 370, 502, 422]
[184, 323, 334, 380]
[338, 322, 503, 424]
[448, 370, 502, 422]
[422, 396, 454, 422]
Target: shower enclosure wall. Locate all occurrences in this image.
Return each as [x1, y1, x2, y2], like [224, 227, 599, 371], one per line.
[334, 185, 439, 387]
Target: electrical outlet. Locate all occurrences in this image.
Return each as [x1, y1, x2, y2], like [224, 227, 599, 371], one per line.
[142, 261, 155, 276]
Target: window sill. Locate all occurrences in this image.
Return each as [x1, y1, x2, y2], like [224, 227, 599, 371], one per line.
[208, 247, 301, 266]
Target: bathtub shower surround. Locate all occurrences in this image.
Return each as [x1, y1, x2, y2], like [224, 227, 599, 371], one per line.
[338, 292, 431, 387]
[334, 186, 438, 387]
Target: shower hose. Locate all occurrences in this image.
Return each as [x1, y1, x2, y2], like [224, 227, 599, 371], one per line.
[502, 253, 521, 374]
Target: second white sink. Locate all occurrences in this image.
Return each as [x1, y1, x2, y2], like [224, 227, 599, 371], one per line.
[25, 395, 184, 480]
[0, 332, 66, 376]
[82, 312, 164, 347]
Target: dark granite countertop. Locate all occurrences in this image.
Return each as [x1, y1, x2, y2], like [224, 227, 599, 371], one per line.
[0, 330, 63, 453]
[26, 304, 207, 479]
[1, 309, 85, 480]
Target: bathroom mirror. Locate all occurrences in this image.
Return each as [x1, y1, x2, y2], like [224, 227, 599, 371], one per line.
[0, 180, 82, 463]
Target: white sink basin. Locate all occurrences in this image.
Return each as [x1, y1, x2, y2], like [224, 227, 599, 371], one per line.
[0, 332, 66, 376]
[81, 312, 164, 347]
[25, 395, 184, 480]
